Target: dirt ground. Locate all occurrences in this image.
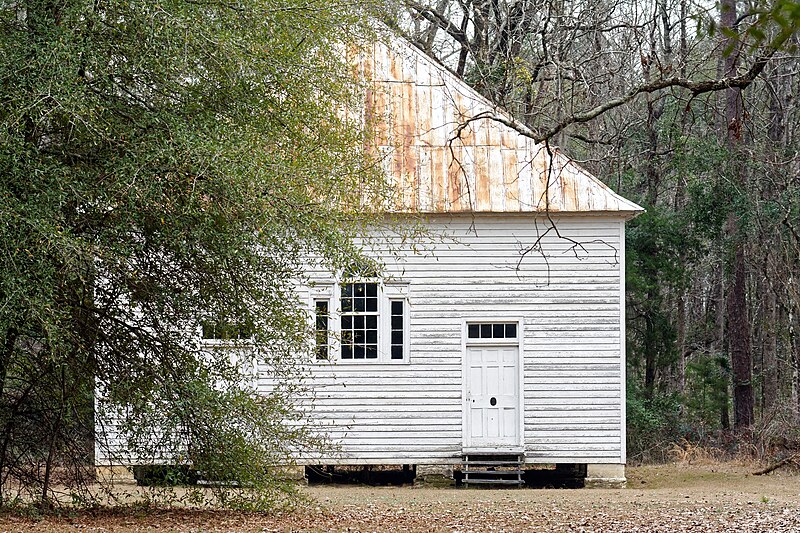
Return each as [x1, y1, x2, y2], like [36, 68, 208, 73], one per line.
[1, 463, 799, 532]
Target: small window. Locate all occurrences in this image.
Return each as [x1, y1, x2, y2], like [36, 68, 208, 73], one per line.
[202, 318, 254, 340]
[390, 300, 404, 360]
[314, 299, 330, 360]
[467, 322, 517, 340]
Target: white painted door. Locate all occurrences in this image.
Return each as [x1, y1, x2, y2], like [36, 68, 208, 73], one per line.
[465, 345, 520, 449]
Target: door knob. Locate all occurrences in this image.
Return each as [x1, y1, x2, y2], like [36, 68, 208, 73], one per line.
[490, 397, 497, 406]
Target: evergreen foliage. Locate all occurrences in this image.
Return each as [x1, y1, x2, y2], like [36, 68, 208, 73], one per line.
[401, 0, 800, 460]
[0, 0, 386, 509]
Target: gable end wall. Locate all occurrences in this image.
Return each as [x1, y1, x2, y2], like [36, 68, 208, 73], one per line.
[284, 214, 626, 465]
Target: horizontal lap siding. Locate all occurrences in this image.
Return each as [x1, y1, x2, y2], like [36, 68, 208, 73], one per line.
[285, 363, 463, 463]
[294, 215, 624, 465]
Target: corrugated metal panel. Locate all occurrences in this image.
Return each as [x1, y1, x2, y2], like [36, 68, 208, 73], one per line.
[362, 35, 644, 216]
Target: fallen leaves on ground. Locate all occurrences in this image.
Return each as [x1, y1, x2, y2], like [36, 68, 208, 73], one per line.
[1, 464, 798, 532]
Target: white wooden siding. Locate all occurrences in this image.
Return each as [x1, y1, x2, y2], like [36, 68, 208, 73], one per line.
[97, 214, 626, 467]
[278, 214, 625, 465]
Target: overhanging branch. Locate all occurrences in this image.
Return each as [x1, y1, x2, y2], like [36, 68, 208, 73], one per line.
[450, 27, 793, 143]
[405, 0, 471, 50]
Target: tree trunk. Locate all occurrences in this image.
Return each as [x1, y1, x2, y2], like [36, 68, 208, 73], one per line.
[791, 308, 800, 421]
[715, 266, 730, 430]
[728, 239, 754, 428]
[721, 384, 731, 430]
[763, 287, 778, 412]
[644, 287, 658, 396]
[675, 288, 687, 395]
[41, 365, 67, 510]
[721, 0, 754, 430]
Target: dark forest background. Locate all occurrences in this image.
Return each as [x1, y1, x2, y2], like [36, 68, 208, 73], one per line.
[399, 0, 800, 461]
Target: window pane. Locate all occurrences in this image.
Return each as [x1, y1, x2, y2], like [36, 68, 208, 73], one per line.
[314, 300, 328, 329]
[342, 345, 353, 359]
[389, 299, 405, 360]
[506, 323, 517, 338]
[202, 319, 253, 340]
[314, 300, 329, 360]
[467, 322, 517, 341]
[201, 322, 216, 339]
[339, 282, 383, 362]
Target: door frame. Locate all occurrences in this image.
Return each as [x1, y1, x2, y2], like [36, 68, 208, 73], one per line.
[461, 317, 525, 453]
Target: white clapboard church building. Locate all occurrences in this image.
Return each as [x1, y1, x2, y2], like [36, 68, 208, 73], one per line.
[97, 32, 643, 488]
[290, 33, 643, 487]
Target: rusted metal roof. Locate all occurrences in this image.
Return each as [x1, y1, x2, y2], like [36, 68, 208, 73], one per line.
[357, 34, 644, 217]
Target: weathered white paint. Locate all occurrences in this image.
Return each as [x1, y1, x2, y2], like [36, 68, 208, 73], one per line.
[618, 221, 627, 464]
[282, 214, 627, 465]
[463, 340, 521, 450]
[96, 28, 642, 470]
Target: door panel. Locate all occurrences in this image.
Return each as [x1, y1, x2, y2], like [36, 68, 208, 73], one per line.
[465, 345, 520, 448]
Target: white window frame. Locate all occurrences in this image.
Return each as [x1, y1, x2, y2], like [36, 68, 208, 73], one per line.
[384, 283, 410, 362]
[199, 315, 256, 348]
[464, 321, 520, 346]
[309, 279, 409, 364]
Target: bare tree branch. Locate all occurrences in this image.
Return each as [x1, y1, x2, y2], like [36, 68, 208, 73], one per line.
[450, 31, 789, 144]
[405, 0, 471, 50]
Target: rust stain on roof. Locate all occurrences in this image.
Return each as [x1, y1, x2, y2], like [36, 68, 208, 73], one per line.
[360, 35, 644, 217]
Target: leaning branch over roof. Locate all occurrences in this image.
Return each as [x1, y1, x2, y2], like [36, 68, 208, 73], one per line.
[403, 12, 795, 145]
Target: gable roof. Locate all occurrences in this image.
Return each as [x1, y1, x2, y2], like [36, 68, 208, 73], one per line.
[358, 33, 644, 217]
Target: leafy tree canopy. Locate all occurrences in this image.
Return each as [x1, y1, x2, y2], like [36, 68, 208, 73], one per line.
[0, 0, 387, 509]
